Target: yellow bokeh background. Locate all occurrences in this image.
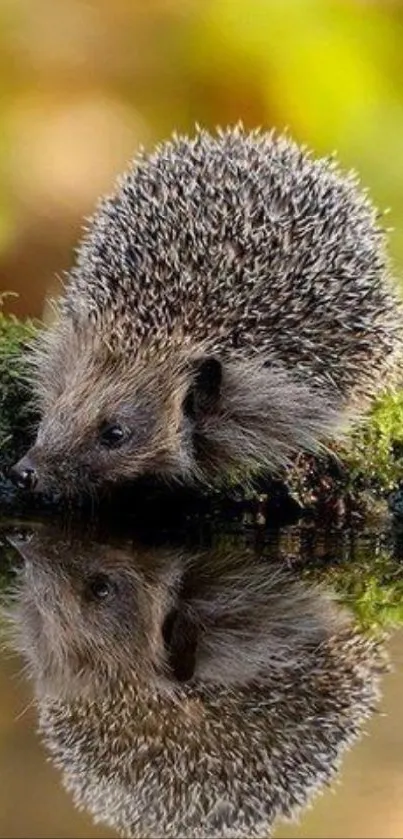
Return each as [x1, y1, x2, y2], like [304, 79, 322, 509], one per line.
[0, 0, 403, 319]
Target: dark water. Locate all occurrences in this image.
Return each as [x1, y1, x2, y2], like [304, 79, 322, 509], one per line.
[0, 513, 402, 839]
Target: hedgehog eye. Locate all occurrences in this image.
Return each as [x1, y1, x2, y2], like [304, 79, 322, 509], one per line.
[98, 422, 127, 448]
[84, 573, 117, 602]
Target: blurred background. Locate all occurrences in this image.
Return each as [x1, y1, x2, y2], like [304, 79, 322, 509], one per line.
[0, 0, 403, 319]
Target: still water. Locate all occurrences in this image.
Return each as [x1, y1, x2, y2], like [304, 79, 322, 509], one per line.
[0, 515, 402, 839]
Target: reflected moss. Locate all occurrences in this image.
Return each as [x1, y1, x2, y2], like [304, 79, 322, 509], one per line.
[261, 523, 403, 632]
[2, 515, 403, 635]
[309, 552, 403, 631]
[1, 521, 387, 839]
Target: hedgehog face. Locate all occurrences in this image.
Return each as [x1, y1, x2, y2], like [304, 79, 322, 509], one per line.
[7, 531, 184, 698]
[7, 525, 351, 704]
[5, 527, 386, 839]
[25, 382, 175, 497]
[13, 332, 220, 496]
[12, 319, 226, 498]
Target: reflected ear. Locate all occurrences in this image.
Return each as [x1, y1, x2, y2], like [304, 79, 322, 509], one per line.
[183, 357, 222, 420]
[162, 607, 199, 683]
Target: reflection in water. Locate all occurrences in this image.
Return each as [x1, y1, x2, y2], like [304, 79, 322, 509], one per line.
[2, 525, 387, 839]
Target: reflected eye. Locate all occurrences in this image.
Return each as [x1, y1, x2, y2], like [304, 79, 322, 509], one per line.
[85, 573, 116, 602]
[99, 422, 127, 449]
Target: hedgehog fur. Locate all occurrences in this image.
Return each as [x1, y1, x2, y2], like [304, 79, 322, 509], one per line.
[5, 526, 387, 839]
[14, 126, 403, 496]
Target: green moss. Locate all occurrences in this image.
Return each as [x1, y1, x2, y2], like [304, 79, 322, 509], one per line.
[281, 389, 403, 515]
[0, 295, 38, 472]
[346, 389, 403, 493]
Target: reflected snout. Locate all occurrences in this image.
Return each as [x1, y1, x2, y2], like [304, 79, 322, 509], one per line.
[10, 453, 39, 491]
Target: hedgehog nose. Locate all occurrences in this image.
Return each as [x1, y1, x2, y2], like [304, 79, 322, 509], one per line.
[10, 456, 38, 491]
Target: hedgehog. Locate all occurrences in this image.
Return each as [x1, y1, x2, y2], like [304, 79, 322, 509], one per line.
[11, 126, 403, 498]
[5, 526, 387, 839]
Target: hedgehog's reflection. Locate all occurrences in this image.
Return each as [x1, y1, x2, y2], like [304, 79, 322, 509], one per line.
[6, 525, 386, 839]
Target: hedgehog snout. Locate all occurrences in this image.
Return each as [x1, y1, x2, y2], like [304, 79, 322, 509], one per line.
[10, 451, 39, 491]
[10, 445, 67, 498]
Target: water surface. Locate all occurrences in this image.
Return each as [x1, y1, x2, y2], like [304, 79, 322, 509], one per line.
[0, 516, 402, 839]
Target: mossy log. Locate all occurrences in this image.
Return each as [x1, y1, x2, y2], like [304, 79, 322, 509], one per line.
[1, 302, 403, 519]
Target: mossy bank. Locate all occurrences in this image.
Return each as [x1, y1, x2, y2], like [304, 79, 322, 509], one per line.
[1, 305, 403, 519]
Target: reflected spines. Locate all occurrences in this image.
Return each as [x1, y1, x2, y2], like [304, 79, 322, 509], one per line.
[2, 524, 388, 839]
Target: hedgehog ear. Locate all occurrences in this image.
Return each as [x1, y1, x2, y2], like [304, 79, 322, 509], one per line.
[184, 357, 222, 419]
[162, 607, 198, 683]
